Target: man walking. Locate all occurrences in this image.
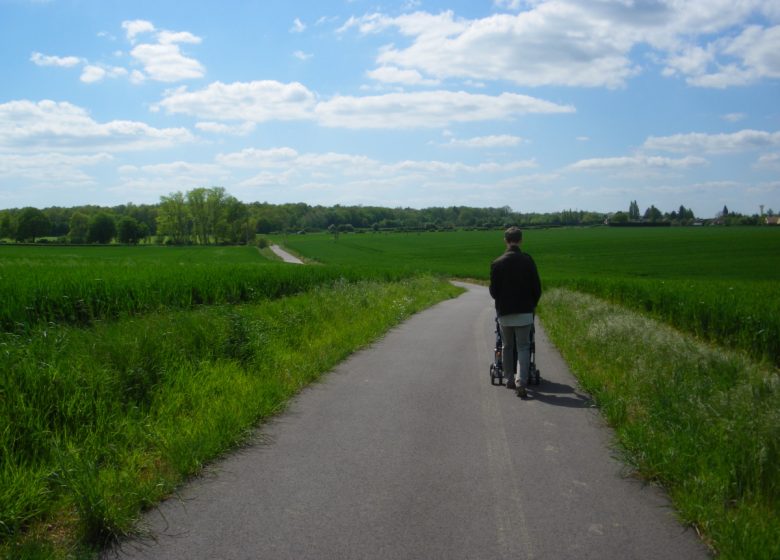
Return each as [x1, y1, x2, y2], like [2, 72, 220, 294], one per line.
[489, 227, 542, 397]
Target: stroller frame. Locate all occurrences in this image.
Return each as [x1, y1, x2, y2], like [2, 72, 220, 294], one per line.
[489, 316, 541, 388]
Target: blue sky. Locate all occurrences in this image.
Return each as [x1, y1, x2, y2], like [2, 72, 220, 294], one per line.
[1, 0, 779, 217]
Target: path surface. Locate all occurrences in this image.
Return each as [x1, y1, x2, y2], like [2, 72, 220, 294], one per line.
[269, 244, 304, 264]
[108, 284, 708, 560]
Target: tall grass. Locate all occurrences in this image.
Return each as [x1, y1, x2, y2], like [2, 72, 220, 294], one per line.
[281, 227, 780, 366]
[540, 288, 780, 559]
[0, 249, 417, 330]
[1, 277, 463, 558]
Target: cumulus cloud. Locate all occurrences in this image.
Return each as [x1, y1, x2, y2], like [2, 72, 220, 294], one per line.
[314, 90, 574, 129]
[79, 64, 127, 83]
[340, 2, 779, 89]
[155, 81, 573, 129]
[122, 19, 156, 42]
[30, 52, 81, 67]
[0, 152, 112, 185]
[644, 129, 780, 153]
[155, 81, 317, 122]
[366, 66, 439, 85]
[195, 121, 256, 135]
[0, 99, 195, 152]
[121, 20, 205, 82]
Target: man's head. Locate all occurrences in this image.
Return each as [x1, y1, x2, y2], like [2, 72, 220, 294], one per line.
[504, 226, 523, 246]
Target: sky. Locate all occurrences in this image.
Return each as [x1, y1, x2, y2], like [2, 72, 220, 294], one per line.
[1, 0, 779, 217]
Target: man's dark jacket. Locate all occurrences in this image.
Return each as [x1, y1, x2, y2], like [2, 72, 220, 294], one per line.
[489, 246, 542, 316]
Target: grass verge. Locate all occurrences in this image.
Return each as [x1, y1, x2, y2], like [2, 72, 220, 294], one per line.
[539, 288, 780, 559]
[1, 276, 463, 559]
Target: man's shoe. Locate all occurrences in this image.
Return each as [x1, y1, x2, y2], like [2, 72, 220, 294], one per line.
[506, 380, 517, 390]
[516, 385, 528, 398]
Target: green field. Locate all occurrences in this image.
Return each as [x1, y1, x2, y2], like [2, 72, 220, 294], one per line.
[283, 227, 780, 366]
[2, 227, 779, 558]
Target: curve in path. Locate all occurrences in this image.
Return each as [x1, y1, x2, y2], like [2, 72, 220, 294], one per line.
[108, 283, 708, 560]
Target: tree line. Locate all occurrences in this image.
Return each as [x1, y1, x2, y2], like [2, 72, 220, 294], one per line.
[0, 189, 772, 244]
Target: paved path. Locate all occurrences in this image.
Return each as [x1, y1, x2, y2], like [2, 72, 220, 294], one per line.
[269, 244, 304, 264]
[109, 283, 708, 560]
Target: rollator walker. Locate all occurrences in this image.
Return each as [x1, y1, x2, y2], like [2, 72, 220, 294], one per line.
[489, 316, 541, 390]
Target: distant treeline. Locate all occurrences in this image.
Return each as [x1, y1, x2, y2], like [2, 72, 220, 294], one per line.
[0, 189, 772, 244]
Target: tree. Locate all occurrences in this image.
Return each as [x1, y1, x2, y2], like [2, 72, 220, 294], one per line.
[0, 211, 14, 239]
[15, 207, 50, 242]
[643, 205, 663, 223]
[68, 212, 89, 243]
[610, 211, 629, 224]
[87, 213, 116, 244]
[117, 216, 142, 244]
[628, 200, 640, 221]
[157, 192, 191, 244]
[722, 205, 729, 217]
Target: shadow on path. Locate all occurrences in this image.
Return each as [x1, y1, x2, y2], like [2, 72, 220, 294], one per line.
[528, 379, 594, 409]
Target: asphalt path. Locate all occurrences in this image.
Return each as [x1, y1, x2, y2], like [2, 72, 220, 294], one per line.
[108, 283, 708, 560]
[269, 245, 304, 264]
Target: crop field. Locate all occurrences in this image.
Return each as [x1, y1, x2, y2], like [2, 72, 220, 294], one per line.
[283, 227, 780, 366]
[0, 244, 419, 331]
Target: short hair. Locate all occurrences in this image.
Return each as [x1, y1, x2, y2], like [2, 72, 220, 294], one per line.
[504, 226, 523, 244]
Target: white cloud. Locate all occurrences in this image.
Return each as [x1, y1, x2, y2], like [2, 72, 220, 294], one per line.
[0, 99, 195, 152]
[341, 3, 779, 89]
[157, 81, 572, 129]
[30, 52, 81, 67]
[155, 81, 317, 122]
[756, 152, 780, 169]
[130, 42, 205, 82]
[122, 19, 156, 42]
[79, 64, 127, 83]
[195, 121, 256, 135]
[290, 18, 306, 33]
[314, 90, 574, 129]
[119, 20, 205, 82]
[122, 19, 155, 42]
[569, 155, 708, 170]
[644, 129, 780, 154]
[293, 50, 313, 61]
[0, 152, 111, 185]
[366, 66, 439, 85]
[444, 134, 526, 148]
[722, 112, 747, 123]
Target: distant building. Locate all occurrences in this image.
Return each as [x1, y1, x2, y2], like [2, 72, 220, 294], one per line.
[766, 216, 780, 225]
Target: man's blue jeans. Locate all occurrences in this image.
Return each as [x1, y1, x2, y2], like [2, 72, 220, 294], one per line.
[500, 323, 532, 386]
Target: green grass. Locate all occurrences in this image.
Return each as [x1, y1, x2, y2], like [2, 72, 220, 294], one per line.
[283, 228, 780, 366]
[540, 288, 780, 559]
[0, 245, 419, 330]
[0, 277, 463, 558]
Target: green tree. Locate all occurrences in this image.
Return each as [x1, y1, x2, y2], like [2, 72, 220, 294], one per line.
[629, 200, 640, 220]
[0, 211, 14, 239]
[87, 213, 116, 244]
[643, 205, 663, 223]
[157, 192, 191, 244]
[15, 207, 51, 242]
[117, 216, 142, 244]
[68, 212, 89, 243]
[187, 187, 210, 244]
[610, 211, 629, 224]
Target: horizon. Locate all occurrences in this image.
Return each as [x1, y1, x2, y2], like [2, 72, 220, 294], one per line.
[1, 0, 779, 217]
